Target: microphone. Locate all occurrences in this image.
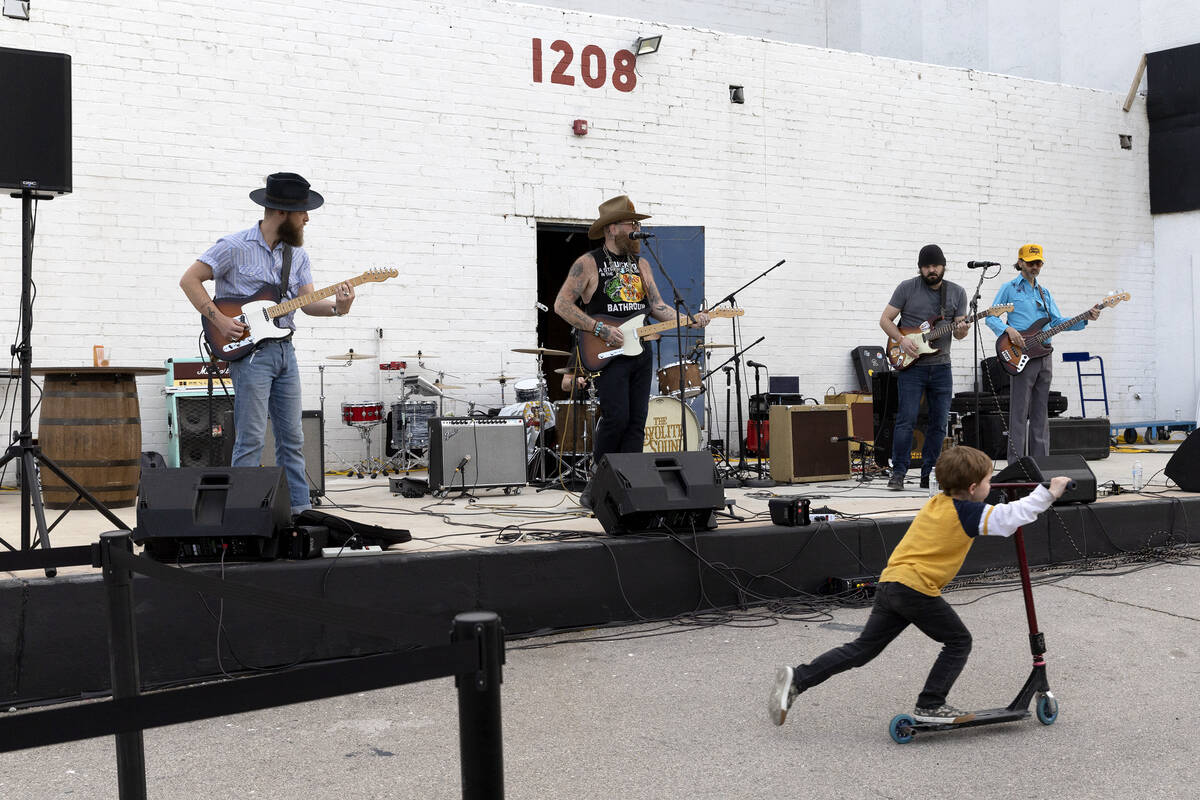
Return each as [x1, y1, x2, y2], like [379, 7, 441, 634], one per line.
[455, 454, 471, 472]
[534, 301, 548, 312]
[967, 261, 999, 269]
[628, 231, 655, 240]
[830, 436, 854, 443]
[747, 360, 766, 369]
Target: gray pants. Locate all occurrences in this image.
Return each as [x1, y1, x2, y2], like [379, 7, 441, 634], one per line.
[1008, 355, 1052, 462]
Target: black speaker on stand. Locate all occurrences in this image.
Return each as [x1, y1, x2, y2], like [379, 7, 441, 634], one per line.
[992, 455, 1097, 505]
[1165, 429, 1200, 491]
[590, 451, 725, 535]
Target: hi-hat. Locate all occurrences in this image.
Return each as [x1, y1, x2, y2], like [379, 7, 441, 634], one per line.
[433, 382, 463, 390]
[397, 353, 437, 359]
[512, 347, 570, 357]
[484, 375, 513, 382]
[328, 352, 376, 360]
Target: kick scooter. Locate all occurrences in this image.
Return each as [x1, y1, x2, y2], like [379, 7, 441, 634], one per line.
[888, 478, 1069, 743]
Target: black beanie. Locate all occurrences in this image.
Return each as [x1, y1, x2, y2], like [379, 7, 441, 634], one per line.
[918, 244, 946, 266]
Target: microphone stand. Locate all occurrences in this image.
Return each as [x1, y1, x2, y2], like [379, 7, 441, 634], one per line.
[639, 235, 697, 454]
[966, 264, 999, 451]
[696, 335, 765, 487]
[745, 362, 775, 487]
[722, 366, 733, 464]
[837, 435, 882, 482]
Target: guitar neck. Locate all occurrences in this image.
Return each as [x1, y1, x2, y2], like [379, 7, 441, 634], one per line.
[268, 274, 368, 319]
[636, 308, 743, 337]
[1030, 308, 1093, 344]
[922, 308, 986, 341]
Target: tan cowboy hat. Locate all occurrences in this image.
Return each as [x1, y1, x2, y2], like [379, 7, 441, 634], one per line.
[588, 195, 651, 240]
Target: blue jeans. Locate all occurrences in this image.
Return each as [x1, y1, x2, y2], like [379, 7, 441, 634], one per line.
[891, 362, 953, 478]
[228, 338, 311, 514]
[793, 581, 973, 708]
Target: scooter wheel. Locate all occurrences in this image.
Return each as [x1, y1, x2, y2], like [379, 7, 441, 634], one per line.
[889, 713, 916, 744]
[1036, 694, 1059, 725]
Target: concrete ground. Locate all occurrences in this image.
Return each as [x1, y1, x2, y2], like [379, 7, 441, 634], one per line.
[0, 552, 1197, 799]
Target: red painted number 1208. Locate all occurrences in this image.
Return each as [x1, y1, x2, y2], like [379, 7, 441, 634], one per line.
[532, 38, 637, 93]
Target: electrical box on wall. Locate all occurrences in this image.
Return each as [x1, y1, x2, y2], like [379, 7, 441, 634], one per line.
[572, 119, 588, 136]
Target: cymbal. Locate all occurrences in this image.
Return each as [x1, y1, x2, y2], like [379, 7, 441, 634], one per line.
[433, 382, 463, 390]
[327, 352, 376, 360]
[695, 343, 733, 350]
[512, 347, 570, 357]
[553, 367, 585, 375]
[484, 375, 513, 382]
[397, 354, 437, 359]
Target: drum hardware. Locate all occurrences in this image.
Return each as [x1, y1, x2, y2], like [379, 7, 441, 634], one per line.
[340, 400, 388, 478]
[433, 381, 463, 390]
[327, 350, 376, 360]
[511, 347, 570, 357]
[695, 342, 734, 349]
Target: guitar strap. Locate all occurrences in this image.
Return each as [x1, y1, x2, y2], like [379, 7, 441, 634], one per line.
[938, 282, 946, 321]
[1035, 284, 1051, 321]
[279, 244, 293, 299]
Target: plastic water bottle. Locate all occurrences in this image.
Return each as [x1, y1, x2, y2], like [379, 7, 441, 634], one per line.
[1132, 460, 1143, 491]
[928, 473, 939, 497]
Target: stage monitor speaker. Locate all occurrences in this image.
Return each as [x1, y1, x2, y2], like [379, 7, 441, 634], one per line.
[590, 451, 724, 535]
[851, 345, 889, 393]
[768, 405, 851, 483]
[167, 392, 235, 468]
[1048, 416, 1110, 461]
[428, 417, 527, 492]
[220, 410, 326, 499]
[133, 466, 291, 559]
[992, 455, 1096, 505]
[0, 47, 72, 194]
[1165, 429, 1200, 491]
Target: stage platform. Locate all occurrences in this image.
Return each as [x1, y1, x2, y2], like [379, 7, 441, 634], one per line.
[1, 444, 1196, 706]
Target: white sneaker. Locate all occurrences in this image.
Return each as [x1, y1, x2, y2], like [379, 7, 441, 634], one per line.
[768, 666, 799, 726]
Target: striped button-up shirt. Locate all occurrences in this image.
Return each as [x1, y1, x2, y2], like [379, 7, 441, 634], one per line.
[199, 224, 313, 330]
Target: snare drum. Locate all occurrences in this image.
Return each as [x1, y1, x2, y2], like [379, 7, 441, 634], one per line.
[391, 401, 437, 448]
[342, 401, 384, 426]
[554, 400, 598, 454]
[514, 377, 545, 403]
[643, 396, 702, 453]
[657, 360, 703, 398]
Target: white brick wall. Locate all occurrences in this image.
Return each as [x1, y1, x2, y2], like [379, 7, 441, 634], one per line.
[0, 0, 1154, 468]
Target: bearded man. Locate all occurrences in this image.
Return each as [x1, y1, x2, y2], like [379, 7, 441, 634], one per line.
[878, 244, 969, 491]
[554, 195, 709, 508]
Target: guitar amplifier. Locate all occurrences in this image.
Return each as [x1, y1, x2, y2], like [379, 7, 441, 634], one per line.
[825, 393, 874, 442]
[428, 417, 527, 492]
[768, 405, 852, 483]
[851, 345, 889, 393]
[166, 391, 235, 468]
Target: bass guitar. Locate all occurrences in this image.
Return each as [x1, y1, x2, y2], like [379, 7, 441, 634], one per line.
[577, 309, 745, 373]
[994, 291, 1130, 375]
[885, 305, 1013, 370]
[202, 267, 399, 361]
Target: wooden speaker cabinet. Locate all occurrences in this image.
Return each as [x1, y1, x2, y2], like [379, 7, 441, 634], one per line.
[824, 393, 875, 442]
[768, 404, 852, 483]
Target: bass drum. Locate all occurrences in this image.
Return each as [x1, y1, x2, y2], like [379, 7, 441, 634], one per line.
[643, 396, 702, 453]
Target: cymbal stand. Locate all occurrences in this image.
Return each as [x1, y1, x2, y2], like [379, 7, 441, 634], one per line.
[527, 348, 556, 487]
[382, 364, 428, 473]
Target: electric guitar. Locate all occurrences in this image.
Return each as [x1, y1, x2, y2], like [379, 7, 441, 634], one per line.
[994, 291, 1130, 375]
[577, 309, 745, 373]
[885, 305, 1014, 370]
[201, 267, 399, 361]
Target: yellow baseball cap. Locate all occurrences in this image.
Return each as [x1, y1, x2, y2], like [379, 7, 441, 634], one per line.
[1018, 243, 1044, 263]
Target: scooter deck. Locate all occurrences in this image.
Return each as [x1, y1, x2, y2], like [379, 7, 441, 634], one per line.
[909, 707, 1029, 732]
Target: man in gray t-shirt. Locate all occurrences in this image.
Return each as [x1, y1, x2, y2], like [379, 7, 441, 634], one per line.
[878, 244, 969, 490]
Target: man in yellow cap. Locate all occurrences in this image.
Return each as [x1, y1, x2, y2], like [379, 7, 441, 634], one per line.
[984, 244, 1101, 462]
[554, 195, 710, 508]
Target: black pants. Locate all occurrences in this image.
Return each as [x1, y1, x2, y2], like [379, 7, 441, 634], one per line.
[793, 581, 972, 708]
[592, 348, 654, 467]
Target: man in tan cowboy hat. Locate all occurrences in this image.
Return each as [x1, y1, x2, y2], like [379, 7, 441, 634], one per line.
[554, 195, 710, 508]
[984, 243, 1100, 462]
[181, 172, 356, 515]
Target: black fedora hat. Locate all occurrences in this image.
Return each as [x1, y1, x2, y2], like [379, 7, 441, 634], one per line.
[249, 172, 325, 212]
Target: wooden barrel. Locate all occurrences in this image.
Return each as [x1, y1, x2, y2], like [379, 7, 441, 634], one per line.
[38, 372, 142, 509]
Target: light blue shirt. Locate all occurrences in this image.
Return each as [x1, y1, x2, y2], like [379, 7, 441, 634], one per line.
[984, 275, 1086, 344]
[199, 224, 313, 330]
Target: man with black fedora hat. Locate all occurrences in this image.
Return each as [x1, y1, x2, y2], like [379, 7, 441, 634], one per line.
[181, 172, 354, 514]
[554, 195, 710, 508]
[879, 244, 968, 491]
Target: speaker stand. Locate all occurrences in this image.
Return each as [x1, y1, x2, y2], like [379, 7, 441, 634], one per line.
[0, 188, 129, 574]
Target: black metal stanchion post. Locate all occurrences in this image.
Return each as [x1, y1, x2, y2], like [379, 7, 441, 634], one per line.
[453, 611, 505, 800]
[99, 531, 147, 800]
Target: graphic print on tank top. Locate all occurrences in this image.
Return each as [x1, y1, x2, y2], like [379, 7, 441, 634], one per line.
[588, 248, 648, 319]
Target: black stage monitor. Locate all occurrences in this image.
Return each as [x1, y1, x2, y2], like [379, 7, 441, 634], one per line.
[0, 47, 72, 195]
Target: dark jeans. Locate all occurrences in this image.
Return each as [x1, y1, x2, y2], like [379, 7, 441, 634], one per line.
[793, 581, 972, 708]
[592, 348, 654, 467]
[891, 362, 953, 479]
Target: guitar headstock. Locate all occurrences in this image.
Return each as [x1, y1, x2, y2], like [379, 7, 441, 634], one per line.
[361, 267, 399, 282]
[1100, 290, 1130, 307]
[985, 304, 1015, 316]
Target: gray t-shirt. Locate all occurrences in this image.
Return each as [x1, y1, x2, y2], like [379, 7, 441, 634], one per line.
[887, 276, 968, 365]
